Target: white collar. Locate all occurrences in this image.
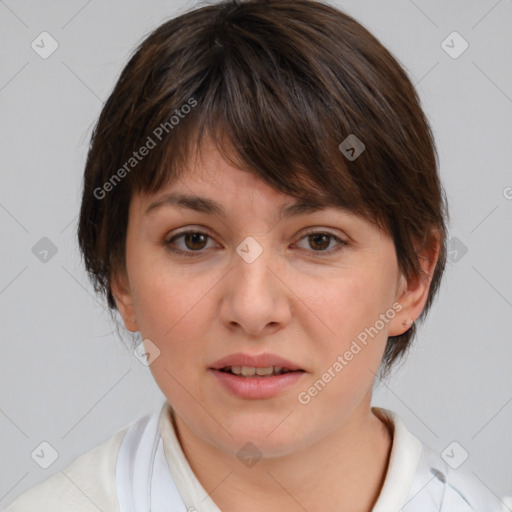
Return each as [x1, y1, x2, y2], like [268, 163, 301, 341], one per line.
[117, 401, 448, 512]
[370, 407, 424, 511]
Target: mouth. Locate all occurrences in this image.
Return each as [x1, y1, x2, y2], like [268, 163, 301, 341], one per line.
[217, 366, 305, 377]
[209, 352, 305, 374]
[210, 365, 306, 399]
[209, 353, 306, 398]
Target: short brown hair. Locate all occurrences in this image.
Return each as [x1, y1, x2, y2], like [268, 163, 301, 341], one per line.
[77, 0, 449, 378]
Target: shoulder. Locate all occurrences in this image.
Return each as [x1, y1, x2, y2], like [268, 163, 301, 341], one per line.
[412, 442, 506, 512]
[373, 408, 508, 512]
[440, 460, 507, 512]
[2, 427, 127, 512]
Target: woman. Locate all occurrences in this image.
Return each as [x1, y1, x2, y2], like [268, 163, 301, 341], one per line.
[3, 0, 506, 510]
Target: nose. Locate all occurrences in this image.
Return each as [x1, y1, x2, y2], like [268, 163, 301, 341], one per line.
[219, 236, 292, 338]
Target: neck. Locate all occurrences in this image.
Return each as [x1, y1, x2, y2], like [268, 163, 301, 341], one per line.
[171, 396, 393, 512]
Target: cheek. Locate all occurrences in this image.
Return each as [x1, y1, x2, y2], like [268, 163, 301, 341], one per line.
[130, 254, 203, 329]
[296, 265, 393, 346]
[293, 267, 394, 398]
[130, 262, 216, 409]
[129, 257, 221, 368]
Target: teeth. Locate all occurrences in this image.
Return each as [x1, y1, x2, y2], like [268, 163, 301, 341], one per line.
[241, 366, 256, 376]
[226, 366, 289, 376]
[255, 366, 274, 376]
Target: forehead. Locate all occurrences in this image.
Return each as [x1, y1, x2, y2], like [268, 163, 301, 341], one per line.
[131, 132, 384, 238]
[144, 190, 336, 222]
[140, 137, 335, 210]
[138, 135, 337, 215]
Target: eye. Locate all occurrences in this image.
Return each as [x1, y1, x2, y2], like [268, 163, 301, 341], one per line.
[164, 228, 347, 258]
[165, 230, 216, 257]
[295, 230, 347, 255]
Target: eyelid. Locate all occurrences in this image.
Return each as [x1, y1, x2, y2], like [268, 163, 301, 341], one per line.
[163, 224, 213, 239]
[294, 228, 348, 252]
[165, 226, 348, 257]
[164, 226, 346, 245]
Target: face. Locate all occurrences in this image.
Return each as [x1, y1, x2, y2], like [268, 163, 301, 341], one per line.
[112, 137, 429, 459]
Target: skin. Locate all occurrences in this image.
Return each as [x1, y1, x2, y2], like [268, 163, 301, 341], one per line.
[112, 136, 440, 512]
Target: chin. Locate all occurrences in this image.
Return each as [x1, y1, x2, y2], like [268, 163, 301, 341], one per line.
[222, 418, 308, 455]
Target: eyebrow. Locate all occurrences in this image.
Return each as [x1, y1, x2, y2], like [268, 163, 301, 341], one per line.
[144, 192, 331, 219]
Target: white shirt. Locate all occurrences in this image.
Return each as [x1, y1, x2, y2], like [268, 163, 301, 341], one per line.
[2, 400, 507, 511]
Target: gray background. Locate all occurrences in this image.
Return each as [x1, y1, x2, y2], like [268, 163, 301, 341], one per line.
[1, 0, 511, 507]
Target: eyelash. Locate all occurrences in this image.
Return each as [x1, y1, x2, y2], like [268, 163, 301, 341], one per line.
[164, 229, 347, 258]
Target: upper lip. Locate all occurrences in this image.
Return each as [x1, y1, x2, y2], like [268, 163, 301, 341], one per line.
[209, 352, 305, 371]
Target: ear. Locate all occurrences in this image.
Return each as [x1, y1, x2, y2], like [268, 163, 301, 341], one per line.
[388, 230, 441, 336]
[110, 268, 139, 332]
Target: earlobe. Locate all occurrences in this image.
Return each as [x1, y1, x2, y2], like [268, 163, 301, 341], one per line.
[110, 270, 138, 332]
[389, 231, 441, 336]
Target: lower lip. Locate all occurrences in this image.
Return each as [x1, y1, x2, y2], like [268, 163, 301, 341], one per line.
[209, 369, 305, 399]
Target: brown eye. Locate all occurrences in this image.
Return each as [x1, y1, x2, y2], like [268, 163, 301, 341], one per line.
[295, 230, 347, 255]
[181, 232, 208, 250]
[165, 230, 215, 257]
[307, 233, 331, 251]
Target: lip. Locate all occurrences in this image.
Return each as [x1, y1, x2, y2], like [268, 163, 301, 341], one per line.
[208, 352, 306, 400]
[209, 368, 305, 399]
[209, 352, 304, 372]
